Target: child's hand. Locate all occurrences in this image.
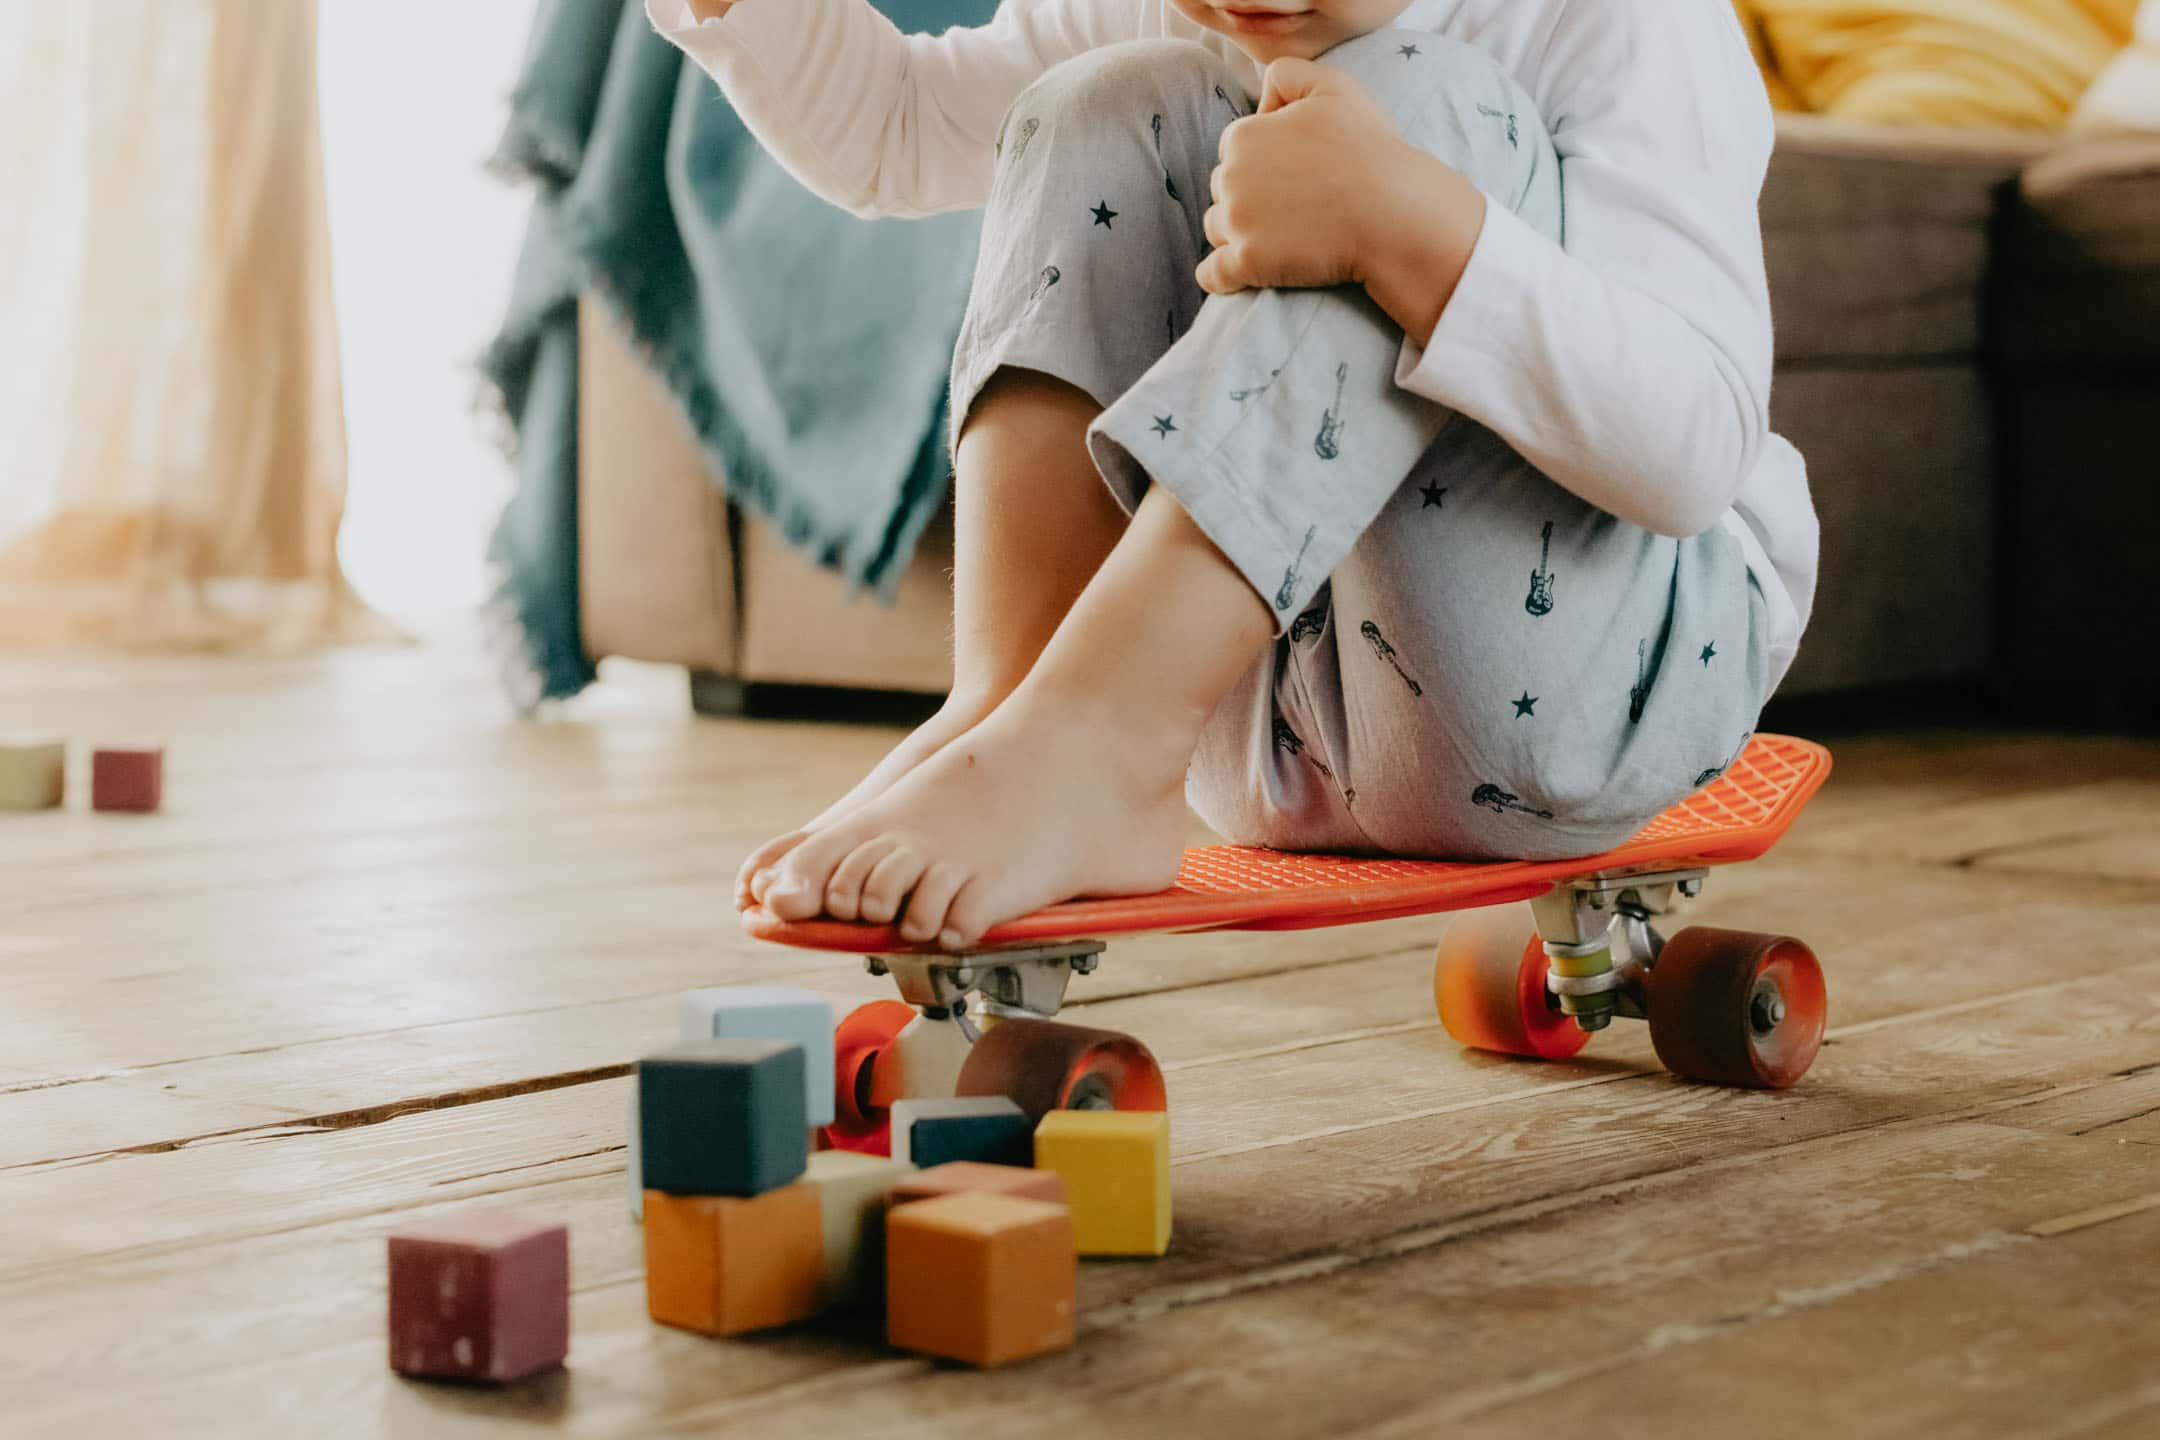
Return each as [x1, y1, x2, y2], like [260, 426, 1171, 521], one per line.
[1196, 60, 1410, 295]
[1197, 58, 1486, 345]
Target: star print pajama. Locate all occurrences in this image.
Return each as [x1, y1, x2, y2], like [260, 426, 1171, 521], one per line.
[946, 28, 1772, 862]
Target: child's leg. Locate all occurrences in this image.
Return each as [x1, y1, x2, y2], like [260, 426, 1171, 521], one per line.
[1185, 36, 1771, 860]
[791, 373, 1125, 920]
[760, 33, 1622, 944]
[740, 42, 1243, 909]
[764, 478, 1272, 945]
[1188, 425, 1774, 863]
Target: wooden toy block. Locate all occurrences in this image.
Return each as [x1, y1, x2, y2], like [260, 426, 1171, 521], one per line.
[0, 738, 64, 812]
[1032, 1109, 1172, 1257]
[90, 745, 163, 813]
[637, 1039, 807, 1196]
[387, 1211, 569, 1383]
[678, 986, 837, 1125]
[643, 1185, 823, 1335]
[802, 1150, 915, 1309]
[885, 1192, 1076, 1367]
[890, 1161, 1066, 1208]
[890, 1095, 1031, 1169]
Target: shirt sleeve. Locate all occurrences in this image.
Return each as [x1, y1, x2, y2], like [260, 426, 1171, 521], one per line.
[646, 0, 1144, 219]
[1395, 0, 1776, 539]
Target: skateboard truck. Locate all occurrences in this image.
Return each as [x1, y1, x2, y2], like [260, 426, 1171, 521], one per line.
[864, 942, 1106, 1026]
[1528, 868, 1706, 1032]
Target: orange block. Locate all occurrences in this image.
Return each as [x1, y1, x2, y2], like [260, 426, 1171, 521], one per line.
[886, 1192, 1075, 1367]
[643, 1186, 823, 1335]
[890, 1162, 1066, 1208]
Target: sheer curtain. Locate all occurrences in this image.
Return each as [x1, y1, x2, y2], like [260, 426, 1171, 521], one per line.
[0, 0, 384, 650]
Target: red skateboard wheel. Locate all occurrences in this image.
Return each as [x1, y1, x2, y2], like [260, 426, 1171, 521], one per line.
[956, 1019, 1167, 1123]
[1648, 927, 1826, 1088]
[1433, 905, 1591, 1062]
[824, 1000, 916, 1155]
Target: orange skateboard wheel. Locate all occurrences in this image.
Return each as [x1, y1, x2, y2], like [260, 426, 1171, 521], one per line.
[955, 1019, 1167, 1124]
[1433, 905, 1591, 1061]
[1647, 927, 1826, 1088]
[825, 1000, 917, 1155]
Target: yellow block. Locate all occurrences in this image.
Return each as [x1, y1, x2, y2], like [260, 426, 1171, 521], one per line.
[0, 738, 65, 811]
[802, 1150, 915, 1309]
[1032, 1109, 1171, 1257]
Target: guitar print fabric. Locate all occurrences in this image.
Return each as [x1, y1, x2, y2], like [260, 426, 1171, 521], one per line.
[1360, 620, 1423, 696]
[1151, 114, 1180, 200]
[1314, 362, 1347, 460]
[1525, 520, 1556, 617]
[1275, 526, 1318, 612]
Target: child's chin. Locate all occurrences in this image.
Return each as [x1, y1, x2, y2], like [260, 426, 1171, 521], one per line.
[1223, 32, 1332, 64]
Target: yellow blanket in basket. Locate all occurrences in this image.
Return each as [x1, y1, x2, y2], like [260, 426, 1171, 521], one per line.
[1732, 0, 2138, 129]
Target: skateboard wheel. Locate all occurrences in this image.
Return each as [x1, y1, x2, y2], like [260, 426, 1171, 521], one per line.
[955, 1019, 1167, 1124]
[1433, 904, 1591, 1062]
[1647, 927, 1826, 1089]
[825, 1000, 917, 1155]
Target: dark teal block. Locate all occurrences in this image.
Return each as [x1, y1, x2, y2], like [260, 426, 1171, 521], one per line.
[637, 1040, 807, 1197]
[909, 1111, 1034, 1170]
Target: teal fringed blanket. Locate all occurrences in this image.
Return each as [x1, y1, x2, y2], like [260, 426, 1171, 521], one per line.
[481, 0, 993, 705]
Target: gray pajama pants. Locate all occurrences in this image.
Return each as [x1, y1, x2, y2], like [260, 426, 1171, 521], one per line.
[948, 29, 1771, 862]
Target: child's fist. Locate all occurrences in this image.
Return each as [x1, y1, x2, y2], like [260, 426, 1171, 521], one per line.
[1196, 58, 1417, 296]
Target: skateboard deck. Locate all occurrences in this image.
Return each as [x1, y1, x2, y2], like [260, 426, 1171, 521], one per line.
[744, 732, 1830, 956]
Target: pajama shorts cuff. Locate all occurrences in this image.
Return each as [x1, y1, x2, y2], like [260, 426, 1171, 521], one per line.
[1087, 406, 1336, 635]
[947, 325, 1125, 469]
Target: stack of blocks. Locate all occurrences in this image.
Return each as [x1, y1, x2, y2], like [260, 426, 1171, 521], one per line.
[632, 987, 1176, 1366]
[629, 986, 839, 1221]
[639, 1038, 834, 1335]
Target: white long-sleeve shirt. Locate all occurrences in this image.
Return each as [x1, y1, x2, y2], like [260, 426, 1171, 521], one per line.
[649, 0, 1819, 691]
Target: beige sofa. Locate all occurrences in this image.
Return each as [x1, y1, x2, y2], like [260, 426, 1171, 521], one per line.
[578, 115, 2157, 717]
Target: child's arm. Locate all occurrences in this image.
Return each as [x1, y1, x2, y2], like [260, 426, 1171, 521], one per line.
[648, 0, 1141, 219]
[1380, 5, 1777, 539]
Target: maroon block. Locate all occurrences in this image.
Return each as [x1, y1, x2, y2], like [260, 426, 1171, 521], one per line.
[387, 1211, 569, 1384]
[90, 746, 163, 813]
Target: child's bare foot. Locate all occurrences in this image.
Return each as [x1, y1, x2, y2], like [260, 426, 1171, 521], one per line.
[750, 686, 1189, 947]
[733, 694, 996, 909]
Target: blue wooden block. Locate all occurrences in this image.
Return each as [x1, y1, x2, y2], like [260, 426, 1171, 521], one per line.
[638, 1040, 808, 1197]
[890, 1096, 1033, 1170]
[678, 986, 837, 1126]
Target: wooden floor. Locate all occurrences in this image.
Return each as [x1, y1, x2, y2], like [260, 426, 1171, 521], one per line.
[4, 628, 2159, 1439]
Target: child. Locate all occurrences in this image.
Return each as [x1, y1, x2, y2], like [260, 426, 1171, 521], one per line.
[651, 0, 1817, 952]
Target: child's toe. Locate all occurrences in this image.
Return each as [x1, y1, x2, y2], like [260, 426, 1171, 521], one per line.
[824, 836, 899, 923]
[898, 860, 972, 945]
[737, 831, 808, 904]
[859, 846, 929, 926]
[939, 883, 996, 952]
[763, 827, 861, 920]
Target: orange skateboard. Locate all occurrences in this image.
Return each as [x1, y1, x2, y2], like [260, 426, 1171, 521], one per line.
[746, 734, 1832, 1153]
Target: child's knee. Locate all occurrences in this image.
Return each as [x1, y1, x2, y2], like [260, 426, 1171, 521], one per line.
[1318, 29, 1557, 233]
[1012, 40, 1233, 129]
